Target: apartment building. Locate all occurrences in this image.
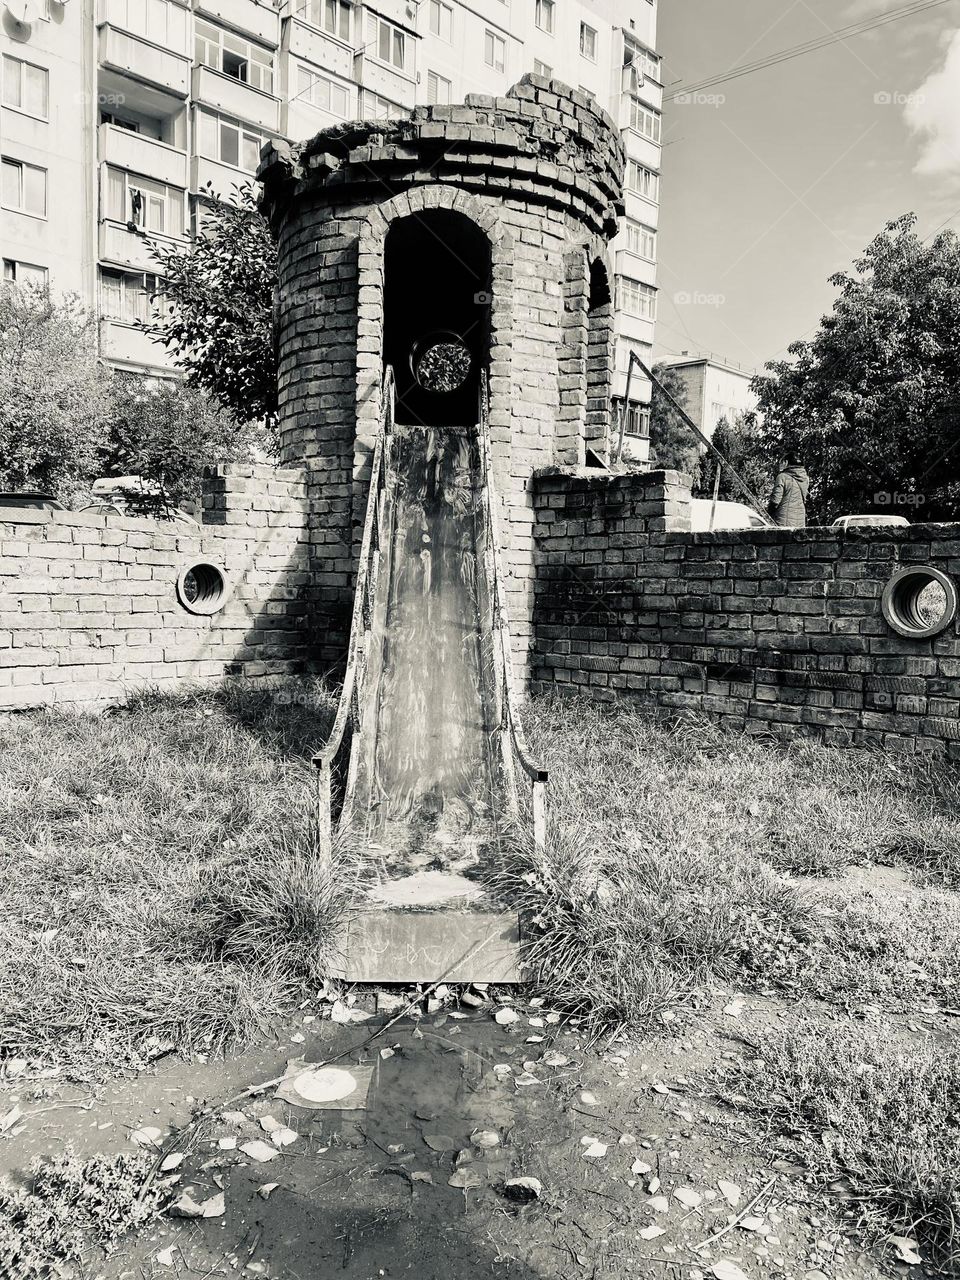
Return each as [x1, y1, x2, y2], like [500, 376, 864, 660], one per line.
[1, 0, 661, 444]
[663, 352, 759, 439]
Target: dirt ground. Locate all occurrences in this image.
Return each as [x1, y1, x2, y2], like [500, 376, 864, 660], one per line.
[4, 974, 945, 1280]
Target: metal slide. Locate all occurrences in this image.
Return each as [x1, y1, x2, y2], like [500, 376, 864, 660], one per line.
[314, 368, 546, 890]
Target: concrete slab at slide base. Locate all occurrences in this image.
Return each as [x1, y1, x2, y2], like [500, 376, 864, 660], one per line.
[329, 909, 521, 983]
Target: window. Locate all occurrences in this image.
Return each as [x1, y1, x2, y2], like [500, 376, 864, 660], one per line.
[626, 160, 659, 202]
[625, 220, 656, 260]
[299, 0, 351, 40]
[629, 98, 661, 143]
[2, 55, 48, 119]
[618, 278, 657, 319]
[1, 158, 46, 217]
[533, 59, 552, 78]
[101, 110, 140, 132]
[100, 0, 188, 50]
[426, 70, 452, 105]
[624, 40, 661, 83]
[104, 166, 183, 235]
[535, 0, 554, 34]
[364, 90, 403, 119]
[484, 30, 505, 72]
[428, 0, 452, 41]
[622, 402, 650, 438]
[2, 258, 48, 289]
[197, 108, 266, 172]
[296, 65, 350, 116]
[100, 269, 166, 325]
[195, 19, 274, 94]
[580, 22, 596, 60]
[367, 13, 407, 70]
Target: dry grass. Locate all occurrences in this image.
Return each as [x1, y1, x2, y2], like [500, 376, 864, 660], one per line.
[0, 680, 359, 1074]
[716, 1025, 960, 1270]
[503, 696, 960, 1024]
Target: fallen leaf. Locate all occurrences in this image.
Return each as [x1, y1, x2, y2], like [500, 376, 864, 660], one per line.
[717, 1179, 741, 1207]
[640, 1225, 667, 1241]
[580, 1091, 599, 1106]
[739, 1215, 767, 1233]
[648, 1195, 670, 1213]
[514, 1071, 540, 1087]
[169, 1190, 224, 1219]
[503, 1176, 542, 1203]
[448, 1169, 482, 1189]
[632, 1159, 652, 1175]
[675, 1188, 703, 1208]
[723, 1000, 745, 1018]
[217, 1137, 236, 1151]
[711, 1263, 749, 1280]
[240, 1140, 280, 1163]
[331, 1000, 372, 1024]
[542, 1051, 569, 1067]
[160, 1153, 184, 1173]
[270, 1126, 298, 1149]
[222, 1111, 247, 1125]
[156, 1246, 178, 1266]
[493, 1064, 513, 1080]
[652, 1082, 671, 1095]
[0, 1105, 22, 1134]
[889, 1236, 922, 1265]
[423, 1133, 459, 1152]
[472, 1129, 500, 1149]
[257, 1183, 278, 1200]
[494, 1007, 520, 1025]
[380, 1048, 395, 1060]
[411, 1171, 433, 1183]
[259, 1116, 280, 1133]
[581, 1138, 608, 1159]
[130, 1126, 163, 1149]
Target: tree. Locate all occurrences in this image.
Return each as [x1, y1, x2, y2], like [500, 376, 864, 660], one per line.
[647, 361, 700, 476]
[103, 375, 267, 512]
[0, 284, 111, 502]
[696, 411, 773, 504]
[146, 184, 278, 428]
[753, 214, 960, 522]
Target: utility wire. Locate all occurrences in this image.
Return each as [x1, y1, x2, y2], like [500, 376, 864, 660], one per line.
[665, 0, 955, 101]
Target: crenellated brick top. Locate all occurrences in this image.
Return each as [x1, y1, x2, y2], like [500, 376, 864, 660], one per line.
[257, 74, 626, 239]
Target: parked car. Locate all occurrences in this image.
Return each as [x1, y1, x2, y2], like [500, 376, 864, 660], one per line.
[831, 514, 910, 530]
[0, 491, 66, 513]
[690, 497, 768, 532]
[80, 477, 199, 526]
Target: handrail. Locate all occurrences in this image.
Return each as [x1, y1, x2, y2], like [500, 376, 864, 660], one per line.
[312, 366, 395, 856]
[476, 372, 549, 848]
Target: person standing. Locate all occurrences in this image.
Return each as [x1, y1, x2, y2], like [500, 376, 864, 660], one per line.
[768, 453, 810, 527]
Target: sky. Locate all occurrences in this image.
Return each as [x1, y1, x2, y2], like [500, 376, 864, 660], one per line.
[653, 0, 960, 374]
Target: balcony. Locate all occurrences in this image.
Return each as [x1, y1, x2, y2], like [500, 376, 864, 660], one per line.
[353, 52, 416, 109]
[283, 15, 354, 82]
[98, 123, 187, 187]
[99, 221, 187, 272]
[192, 65, 279, 132]
[196, 0, 280, 47]
[614, 248, 658, 284]
[99, 319, 173, 372]
[191, 154, 258, 201]
[98, 25, 191, 98]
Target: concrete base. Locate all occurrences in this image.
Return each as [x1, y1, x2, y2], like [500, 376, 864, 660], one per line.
[330, 874, 520, 983]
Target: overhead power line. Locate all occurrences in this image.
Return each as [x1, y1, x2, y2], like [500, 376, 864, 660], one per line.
[665, 0, 956, 102]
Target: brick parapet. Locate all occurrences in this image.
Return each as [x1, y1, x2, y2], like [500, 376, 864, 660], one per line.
[532, 481, 960, 757]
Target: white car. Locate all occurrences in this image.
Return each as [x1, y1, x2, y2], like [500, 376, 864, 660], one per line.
[831, 514, 909, 530]
[690, 498, 768, 532]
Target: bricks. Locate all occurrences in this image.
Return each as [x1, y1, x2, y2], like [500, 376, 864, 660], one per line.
[531, 471, 960, 756]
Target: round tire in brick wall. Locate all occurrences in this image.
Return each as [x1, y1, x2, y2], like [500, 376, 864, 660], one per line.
[881, 565, 958, 639]
[176, 562, 228, 616]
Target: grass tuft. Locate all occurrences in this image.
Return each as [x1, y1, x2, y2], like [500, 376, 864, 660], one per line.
[716, 1025, 960, 1270]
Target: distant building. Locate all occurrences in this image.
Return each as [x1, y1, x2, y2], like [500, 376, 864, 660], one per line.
[2, 0, 662, 408]
[663, 353, 759, 438]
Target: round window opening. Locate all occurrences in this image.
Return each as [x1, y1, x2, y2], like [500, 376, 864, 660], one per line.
[177, 562, 227, 616]
[881, 565, 958, 639]
[410, 332, 472, 394]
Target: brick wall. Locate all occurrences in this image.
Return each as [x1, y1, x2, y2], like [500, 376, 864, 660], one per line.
[0, 464, 312, 710]
[532, 470, 960, 757]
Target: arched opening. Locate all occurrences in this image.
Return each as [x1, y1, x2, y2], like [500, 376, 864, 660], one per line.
[585, 258, 614, 458]
[384, 210, 492, 427]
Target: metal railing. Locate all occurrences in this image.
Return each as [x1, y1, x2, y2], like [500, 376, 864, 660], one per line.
[312, 366, 395, 859]
[476, 372, 549, 849]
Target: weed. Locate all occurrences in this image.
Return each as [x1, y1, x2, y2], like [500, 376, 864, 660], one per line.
[0, 1146, 166, 1279]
